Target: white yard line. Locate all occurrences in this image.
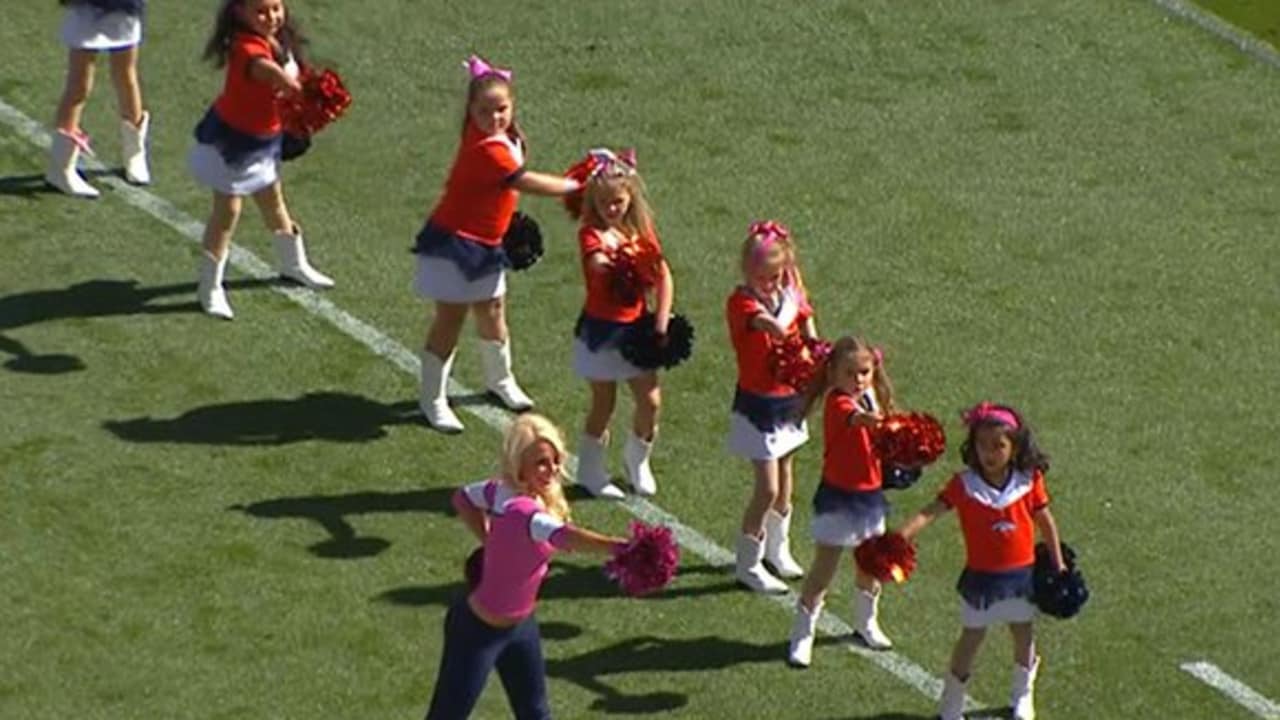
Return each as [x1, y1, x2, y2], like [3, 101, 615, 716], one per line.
[1180, 662, 1280, 719]
[0, 96, 973, 709]
[1149, 0, 1280, 71]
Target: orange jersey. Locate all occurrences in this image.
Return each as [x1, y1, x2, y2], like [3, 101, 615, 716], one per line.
[578, 227, 663, 323]
[822, 390, 881, 492]
[939, 470, 1049, 573]
[726, 286, 812, 397]
[429, 121, 525, 245]
[212, 34, 284, 136]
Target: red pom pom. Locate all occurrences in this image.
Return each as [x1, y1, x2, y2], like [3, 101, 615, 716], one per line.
[769, 334, 833, 392]
[873, 412, 947, 467]
[277, 67, 353, 138]
[605, 237, 664, 305]
[854, 532, 917, 584]
[603, 521, 680, 596]
[562, 154, 598, 218]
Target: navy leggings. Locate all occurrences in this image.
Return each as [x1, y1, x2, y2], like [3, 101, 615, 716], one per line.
[424, 598, 550, 720]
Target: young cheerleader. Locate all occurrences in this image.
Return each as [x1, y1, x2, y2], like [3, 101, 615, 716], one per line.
[896, 403, 1067, 720]
[727, 220, 814, 594]
[570, 149, 673, 499]
[189, 0, 334, 320]
[787, 336, 922, 667]
[48, 0, 150, 197]
[414, 56, 582, 433]
[425, 413, 625, 719]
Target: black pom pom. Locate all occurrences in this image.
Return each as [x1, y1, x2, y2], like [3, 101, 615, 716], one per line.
[281, 133, 312, 162]
[502, 212, 544, 271]
[464, 547, 484, 590]
[882, 466, 922, 491]
[619, 313, 694, 370]
[1032, 541, 1089, 619]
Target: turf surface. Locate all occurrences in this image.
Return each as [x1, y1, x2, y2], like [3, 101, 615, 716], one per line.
[3, 1, 1279, 718]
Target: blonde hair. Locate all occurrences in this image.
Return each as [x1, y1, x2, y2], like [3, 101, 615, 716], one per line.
[500, 414, 571, 521]
[740, 231, 801, 286]
[580, 165, 656, 241]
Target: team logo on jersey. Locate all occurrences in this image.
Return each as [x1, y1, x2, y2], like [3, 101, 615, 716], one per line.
[991, 520, 1017, 533]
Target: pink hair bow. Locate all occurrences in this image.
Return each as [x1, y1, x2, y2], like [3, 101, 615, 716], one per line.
[463, 55, 512, 82]
[872, 346, 885, 366]
[961, 402, 1021, 429]
[586, 147, 638, 179]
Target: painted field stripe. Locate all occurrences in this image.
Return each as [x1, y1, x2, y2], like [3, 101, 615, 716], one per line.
[0, 96, 973, 709]
[1180, 662, 1280, 719]
[1149, 0, 1280, 71]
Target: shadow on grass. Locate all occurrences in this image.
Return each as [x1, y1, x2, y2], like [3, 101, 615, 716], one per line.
[0, 168, 136, 200]
[379, 562, 738, 607]
[230, 487, 457, 559]
[106, 392, 422, 445]
[0, 278, 271, 373]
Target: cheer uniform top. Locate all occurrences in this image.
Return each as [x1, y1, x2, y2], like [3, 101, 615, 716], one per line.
[939, 469, 1050, 609]
[193, 33, 291, 167]
[574, 227, 663, 351]
[413, 121, 526, 280]
[726, 286, 811, 432]
[453, 479, 573, 622]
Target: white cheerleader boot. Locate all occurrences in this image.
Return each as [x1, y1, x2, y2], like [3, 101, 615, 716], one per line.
[938, 672, 968, 720]
[577, 432, 624, 499]
[852, 587, 894, 650]
[787, 600, 821, 668]
[272, 226, 335, 289]
[479, 338, 534, 411]
[419, 350, 464, 434]
[1011, 656, 1040, 720]
[763, 509, 804, 579]
[197, 250, 234, 320]
[623, 431, 657, 496]
[735, 533, 788, 594]
[46, 129, 100, 198]
[120, 111, 151, 185]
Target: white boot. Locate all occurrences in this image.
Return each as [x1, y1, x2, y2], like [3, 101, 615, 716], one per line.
[735, 533, 788, 594]
[763, 508, 804, 579]
[120, 111, 151, 185]
[938, 672, 968, 720]
[419, 350, 464, 433]
[576, 432, 624, 499]
[479, 338, 534, 411]
[197, 250, 234, 320]
[787, 600, 822, 668]
[46, 129, 99, 198]
[623, 431, 657, 496]
[852, 587, 893, 649]
[272, 226, 335, 289]
[1011, 656, 1040, 720]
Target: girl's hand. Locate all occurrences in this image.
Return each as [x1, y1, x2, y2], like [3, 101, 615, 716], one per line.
[850, 410, 883, 428]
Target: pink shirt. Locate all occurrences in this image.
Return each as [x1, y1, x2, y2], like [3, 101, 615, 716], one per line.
[454, 479, 572, 621]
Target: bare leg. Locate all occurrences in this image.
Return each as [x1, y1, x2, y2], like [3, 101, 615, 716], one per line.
[1009, 622, 1035, 668]
[773, 451, 796, 515]
[471, 296, 507, 342]
[107, 46, 143, 125]
[426, 302, 469, 359]
[55, 50, 96, 133]
[250, 181, 295, 234]
[949, 627, 987, 679]
[585, 381, 617, 438]
[202, 192, 243, 258]
[627, 372, 660, 440]
[798, 544, 843, 610]
[741, 459, 779, 537]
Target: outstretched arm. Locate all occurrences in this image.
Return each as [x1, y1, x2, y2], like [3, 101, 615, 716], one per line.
[1033, 506, 1066, 572]
[511, 171, 580, 196]
[556, 525, 626, 555]
[897, 499, 950, 540]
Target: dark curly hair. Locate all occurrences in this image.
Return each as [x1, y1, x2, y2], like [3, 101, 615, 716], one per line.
[959, 405, 1050, 475]
[202, 0, 307, 68]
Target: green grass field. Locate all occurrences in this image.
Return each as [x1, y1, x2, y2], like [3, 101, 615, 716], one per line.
[3, 1, 1279, 718]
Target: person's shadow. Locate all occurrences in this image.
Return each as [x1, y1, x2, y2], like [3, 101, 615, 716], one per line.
[105, 392, 422, 445]
[0, 169, 120, 200]
[230, 487, 458, 558]
[0, 278, 269, 373]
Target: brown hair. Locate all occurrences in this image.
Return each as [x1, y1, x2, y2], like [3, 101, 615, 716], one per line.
[202, 0, 308, 68]
[462, 73, 526, 146]
[799, 335, 896, 419]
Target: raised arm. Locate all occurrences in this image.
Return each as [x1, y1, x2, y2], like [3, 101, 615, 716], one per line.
[511, 171, 580, 197]
[1033, 506, 1066, 572]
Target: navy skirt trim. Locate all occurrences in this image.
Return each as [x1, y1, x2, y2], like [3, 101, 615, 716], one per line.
[412, 223, 510, 281]
[812, 483, 888, 518]
[732, 387, 804, 433]
[193, 108, 281, 167]
[575, 313, 637, 352]
[957, 566, 1034, 610]
[79, 0, 146, 16]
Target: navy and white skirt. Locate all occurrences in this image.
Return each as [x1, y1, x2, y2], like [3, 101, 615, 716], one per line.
[188, 108, 282, 196]
[810, 483, 888, 547]
[572, 313, 645, 381]
[726, 388, 808, 460]
[61, 1, 144, 51]
[412, 223, 509, 303]
[956, 566, 1036, 627]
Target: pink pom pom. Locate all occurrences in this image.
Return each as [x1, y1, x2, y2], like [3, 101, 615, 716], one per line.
[603, 521, 680, 596]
